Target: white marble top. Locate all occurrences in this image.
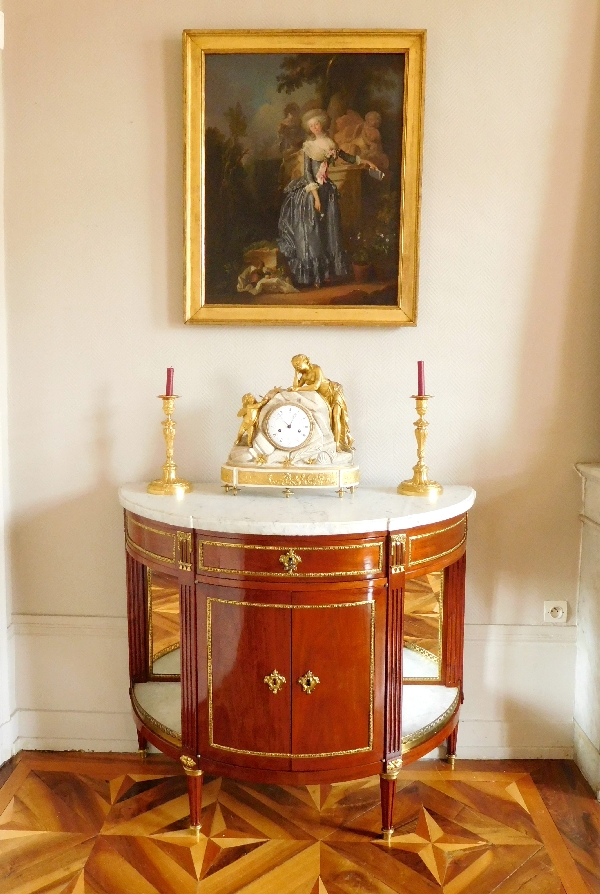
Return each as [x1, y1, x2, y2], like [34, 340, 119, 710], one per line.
[119, 482, 475, 536]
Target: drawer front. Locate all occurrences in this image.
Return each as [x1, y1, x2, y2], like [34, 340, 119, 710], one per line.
[125, 512, 193, 571]
[198, 538, 385, 580]
[391, 515, 467, 575]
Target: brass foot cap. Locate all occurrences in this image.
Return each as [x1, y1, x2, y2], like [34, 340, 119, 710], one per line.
[382, 828, 394, 843]
[137, 748, 147, 758]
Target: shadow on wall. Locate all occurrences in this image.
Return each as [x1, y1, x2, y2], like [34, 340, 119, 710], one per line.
[11, 487, 126, 618]
[468, 3, 600, 623]
[461, 630, 575, 756]
[10, 404, 126, 618]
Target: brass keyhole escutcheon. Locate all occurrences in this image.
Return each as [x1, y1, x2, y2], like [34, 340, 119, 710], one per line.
[298, 670, 320, 694]
[264, 669, 286, 694]
[279, 548, 301, 574]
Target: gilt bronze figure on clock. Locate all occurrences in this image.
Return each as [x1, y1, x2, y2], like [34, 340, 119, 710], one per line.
[221, 355, 359, 495]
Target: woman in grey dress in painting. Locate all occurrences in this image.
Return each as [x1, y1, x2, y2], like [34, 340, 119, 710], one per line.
[277, 109, 379, 288]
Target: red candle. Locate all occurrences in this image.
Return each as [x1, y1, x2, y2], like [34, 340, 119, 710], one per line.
[417, 361, 425, 396]
[165, 367, 174, 397]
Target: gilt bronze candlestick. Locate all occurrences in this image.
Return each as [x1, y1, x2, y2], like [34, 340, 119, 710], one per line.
[398, 395, 443, 498]
[147, 395, 192, 495]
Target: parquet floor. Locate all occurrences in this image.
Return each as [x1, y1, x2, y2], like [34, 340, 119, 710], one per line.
[0, 753, 598, 894]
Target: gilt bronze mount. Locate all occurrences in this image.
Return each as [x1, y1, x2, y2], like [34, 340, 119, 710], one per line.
[398, 395, 443, 498]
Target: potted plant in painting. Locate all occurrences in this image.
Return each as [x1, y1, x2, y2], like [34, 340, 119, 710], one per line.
[351, 247, 372, 283]
[370, 193, 399, 282]
[371, 229, 397, 281]
[349, 231, 372, 283]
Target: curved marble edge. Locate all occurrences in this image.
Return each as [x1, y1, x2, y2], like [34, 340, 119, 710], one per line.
[119, 482, 476, 536]
[576, 462, 600, 482]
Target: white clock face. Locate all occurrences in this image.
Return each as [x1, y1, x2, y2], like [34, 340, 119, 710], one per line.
[265, 404, 312, 450]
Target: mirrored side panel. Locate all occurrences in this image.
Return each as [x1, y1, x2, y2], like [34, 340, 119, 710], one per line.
[403, 571, 443, 681]
[148, 568, 181, 678]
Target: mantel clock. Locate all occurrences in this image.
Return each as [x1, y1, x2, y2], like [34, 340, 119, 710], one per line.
[221, 354, 359, 495]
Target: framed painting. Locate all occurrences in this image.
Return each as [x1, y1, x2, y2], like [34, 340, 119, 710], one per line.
[183, 30, 425, 326]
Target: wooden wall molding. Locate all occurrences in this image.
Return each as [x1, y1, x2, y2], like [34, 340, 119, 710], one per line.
[11, 615, 127, 637]
[10, 614, 577, 643]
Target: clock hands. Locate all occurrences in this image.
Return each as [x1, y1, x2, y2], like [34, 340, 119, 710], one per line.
[266, 404, 310, 449]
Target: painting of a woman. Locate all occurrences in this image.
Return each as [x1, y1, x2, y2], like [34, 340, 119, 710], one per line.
[277, 109, 380, 288]
[185, 36, 425, 323]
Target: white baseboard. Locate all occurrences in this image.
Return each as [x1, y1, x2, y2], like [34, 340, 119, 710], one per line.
[9, 615, 577, 759]
[417, 720, 573, 761]
[0, 712, 18, 764]
[15, 708, 138, 753]
[10, 717, 574, 760]
[454, 719, 573, 759]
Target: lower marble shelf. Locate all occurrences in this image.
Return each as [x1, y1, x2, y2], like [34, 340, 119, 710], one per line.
[400, 685, 460, 751]
[134, 661, 459, 758]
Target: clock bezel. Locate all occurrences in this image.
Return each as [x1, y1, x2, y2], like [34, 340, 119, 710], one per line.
[263, 402, 314, 451]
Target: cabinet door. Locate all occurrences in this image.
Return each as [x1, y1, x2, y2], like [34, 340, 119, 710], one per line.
[291, 589, 383, 764]
[206, 590, 292, 764]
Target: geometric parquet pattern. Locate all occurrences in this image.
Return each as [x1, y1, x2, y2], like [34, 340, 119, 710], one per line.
[0, 754, 596, 894]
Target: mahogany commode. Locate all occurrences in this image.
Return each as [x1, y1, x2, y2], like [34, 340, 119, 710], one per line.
[120, 483, 475, 839]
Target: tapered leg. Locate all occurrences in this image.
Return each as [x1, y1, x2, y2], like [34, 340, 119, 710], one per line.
[137, 729, 148, 758]
[180, 756, 204, 830]
[380, 774, 396, 841]
[380, 763, 401, 842]
[446, 725, 458, 768]
[187, 772, 204, 829]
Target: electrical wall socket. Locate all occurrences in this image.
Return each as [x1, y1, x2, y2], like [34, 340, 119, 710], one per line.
[543, 601, 567, 624]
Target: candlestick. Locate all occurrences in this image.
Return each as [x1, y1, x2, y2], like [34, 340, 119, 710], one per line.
[147, 394, 192, 495]
[398, 394, 443, 498]
[417, 361, 425, 397]
[165, 367, 174, 397]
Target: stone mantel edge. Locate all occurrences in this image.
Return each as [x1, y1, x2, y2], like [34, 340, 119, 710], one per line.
[574, 462, 600, 799]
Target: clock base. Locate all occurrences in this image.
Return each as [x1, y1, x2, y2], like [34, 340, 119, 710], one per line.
[221, 463, 360, 492]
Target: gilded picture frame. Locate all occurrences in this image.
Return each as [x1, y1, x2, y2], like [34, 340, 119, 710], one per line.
[183, 30, 425, 326]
